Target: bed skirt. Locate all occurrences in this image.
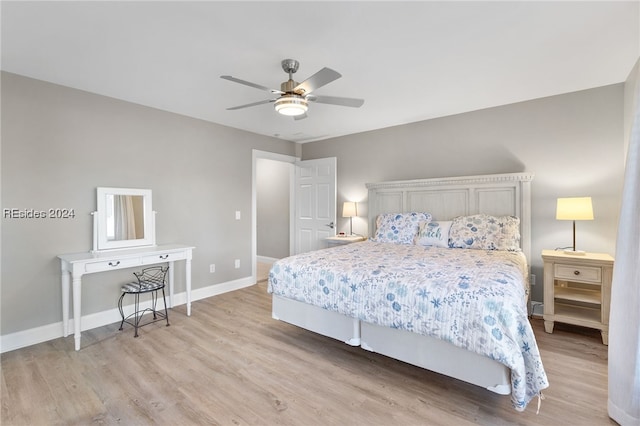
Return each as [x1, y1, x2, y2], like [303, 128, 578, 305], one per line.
[272, 294, 511, 395]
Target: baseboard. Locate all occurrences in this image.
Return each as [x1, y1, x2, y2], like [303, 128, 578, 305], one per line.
[0, 276, 256, 354]
[256, 255, 279, 264]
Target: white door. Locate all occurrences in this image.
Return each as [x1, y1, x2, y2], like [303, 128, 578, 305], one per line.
[294, 157, 337, 254]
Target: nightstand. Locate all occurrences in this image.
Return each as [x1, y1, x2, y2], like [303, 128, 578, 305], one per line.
[541, 249, 614, 345]
[326, 235, 365, 247]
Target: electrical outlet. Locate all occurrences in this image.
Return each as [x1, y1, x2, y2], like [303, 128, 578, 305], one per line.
[235, 210, 241, 220]
[209, 264, 215, 273]
[530, 274, 536, 286]
[234, 259, 240, 269]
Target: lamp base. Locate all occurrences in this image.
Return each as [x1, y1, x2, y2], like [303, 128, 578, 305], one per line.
[563, 249, 587, 256]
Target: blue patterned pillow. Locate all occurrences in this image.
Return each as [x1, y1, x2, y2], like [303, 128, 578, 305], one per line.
[373, 212, 432, 244]
[449, 214, 521, 251]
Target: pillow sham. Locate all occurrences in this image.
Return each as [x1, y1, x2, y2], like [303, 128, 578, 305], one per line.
[373, 212, 432, 244]
[416, 220, 452, 248]
[449, 214, 521, 251]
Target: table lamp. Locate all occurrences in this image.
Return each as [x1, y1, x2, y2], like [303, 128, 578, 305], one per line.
[556, 197, 594, 255]
[342, 201, 357, 235]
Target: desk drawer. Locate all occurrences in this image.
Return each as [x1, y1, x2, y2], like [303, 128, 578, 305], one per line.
[85, 257, 141, 273]
[142, 251, 186, 265]
[555, 264, 602, 284]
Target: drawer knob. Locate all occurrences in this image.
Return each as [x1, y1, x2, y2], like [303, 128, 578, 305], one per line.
[159, 254, 169, 259]
[574, 270, 580, 276]
[108, 261, 120, 267]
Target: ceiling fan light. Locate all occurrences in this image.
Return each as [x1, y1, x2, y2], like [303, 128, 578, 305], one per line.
[274, 95, 308, 116]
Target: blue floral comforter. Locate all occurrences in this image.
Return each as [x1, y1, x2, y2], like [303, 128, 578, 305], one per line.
[267, 240, 548, 411]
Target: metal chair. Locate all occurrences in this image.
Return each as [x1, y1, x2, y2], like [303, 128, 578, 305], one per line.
[118, 266, 170, 337]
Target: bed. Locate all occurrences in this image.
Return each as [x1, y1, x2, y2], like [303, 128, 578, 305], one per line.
[267, 173, 548, 411]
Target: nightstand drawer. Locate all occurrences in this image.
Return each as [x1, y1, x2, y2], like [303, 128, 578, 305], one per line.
[554, 264, 601, 284]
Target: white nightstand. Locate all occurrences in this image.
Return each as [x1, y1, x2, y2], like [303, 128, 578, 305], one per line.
[326, 235, 365, 247]
[541, 249, 614, 345]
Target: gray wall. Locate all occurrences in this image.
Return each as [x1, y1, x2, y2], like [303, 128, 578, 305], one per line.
[256, 158, 291, 259]
[302, 84, 626, 303]
[2, 66, 635, 337]
[1, 72, 297, 335]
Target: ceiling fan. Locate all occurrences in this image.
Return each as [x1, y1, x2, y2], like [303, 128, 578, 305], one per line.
[221, 59, 364, 120]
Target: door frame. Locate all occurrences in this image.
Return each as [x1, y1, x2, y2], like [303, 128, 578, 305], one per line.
[251, 149, 298, 283]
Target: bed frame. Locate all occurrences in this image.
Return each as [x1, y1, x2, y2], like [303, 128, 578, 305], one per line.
[272, 172, 534, 395]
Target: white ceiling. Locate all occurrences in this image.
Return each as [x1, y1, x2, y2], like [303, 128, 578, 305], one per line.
[2, 1, 639, 143]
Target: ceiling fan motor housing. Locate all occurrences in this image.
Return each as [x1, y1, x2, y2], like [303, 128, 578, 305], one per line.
[281, 79, 301, 94]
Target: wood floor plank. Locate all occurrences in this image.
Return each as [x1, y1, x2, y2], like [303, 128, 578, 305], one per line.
[1, 280, 615, 425]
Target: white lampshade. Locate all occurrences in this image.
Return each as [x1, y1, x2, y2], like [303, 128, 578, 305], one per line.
[556, 197, 594, 220]
[342, 201, 357, 218]
[556, 197, 594, 255]
[274, 95, 308, 116]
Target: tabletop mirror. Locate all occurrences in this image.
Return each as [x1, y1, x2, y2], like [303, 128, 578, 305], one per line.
[92, 187, 156, 252]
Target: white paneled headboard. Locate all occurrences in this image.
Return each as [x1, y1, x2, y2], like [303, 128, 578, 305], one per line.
[366, 173, 534, 262]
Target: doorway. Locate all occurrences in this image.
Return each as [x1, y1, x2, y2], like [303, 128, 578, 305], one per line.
[252, 150, 297, 283]
[251, 150, 337, 285]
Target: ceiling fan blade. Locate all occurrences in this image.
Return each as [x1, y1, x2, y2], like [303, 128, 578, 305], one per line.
[226, 99, 275, 111]
[294, 113, 308, 121]
[307, 95, 364, 108]
[220, 75, 283, 94]
[294, 67, 341, 95]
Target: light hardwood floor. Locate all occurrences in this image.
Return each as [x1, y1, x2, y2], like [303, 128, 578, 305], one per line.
[257, 262, 270, 283]
[2, 275, 612, 425]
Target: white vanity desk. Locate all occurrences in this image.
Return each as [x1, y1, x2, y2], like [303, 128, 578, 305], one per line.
[58, 244, 194, 351]
[60, 187, 196, 351]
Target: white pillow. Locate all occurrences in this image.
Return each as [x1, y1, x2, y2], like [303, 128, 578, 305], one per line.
[416, 220, 452, 248]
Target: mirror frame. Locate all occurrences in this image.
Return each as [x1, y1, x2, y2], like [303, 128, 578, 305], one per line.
[93, 187, 155, 252]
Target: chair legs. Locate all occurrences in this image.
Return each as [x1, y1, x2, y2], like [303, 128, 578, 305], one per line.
[118, 289, 169, 338]
[133, 292, 141, 338]
[118, 292, 126, 331]
[161, 288, 170, 328]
